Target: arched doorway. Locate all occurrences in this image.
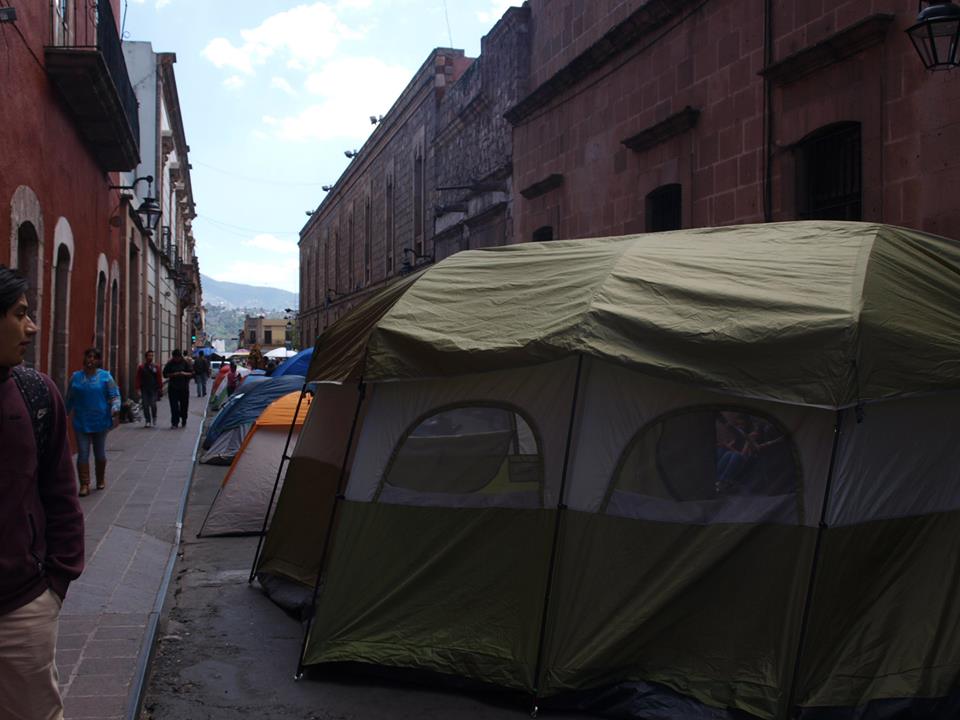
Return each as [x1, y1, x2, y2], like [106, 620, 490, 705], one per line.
[95, 271, 107, 353]
[15, 222, 40, 367]
[128, 238, 141, 396]
[51, 244, 71, 394]
[109, 278, 119, 373]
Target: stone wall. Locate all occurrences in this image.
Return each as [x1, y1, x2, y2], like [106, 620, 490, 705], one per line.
[509, 0, 960, 242]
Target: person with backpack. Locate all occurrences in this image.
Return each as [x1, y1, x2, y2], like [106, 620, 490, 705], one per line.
[65, 348, 121, 496]
[0, 266, 84, 719]
[163, 348, 193, 428]
[135, 349, 163, 428]
[193, 352, 210, 398]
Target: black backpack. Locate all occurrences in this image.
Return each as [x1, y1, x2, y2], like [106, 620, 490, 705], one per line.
[11, 366, 53, 458]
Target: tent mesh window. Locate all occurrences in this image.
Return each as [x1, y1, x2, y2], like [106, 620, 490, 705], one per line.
[378, 405, 543, 507]
[604, 407, 802, 524]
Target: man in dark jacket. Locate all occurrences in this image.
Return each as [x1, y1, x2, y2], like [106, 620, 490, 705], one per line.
[192, 352, 209, 397]
[135, 349, 163, 427]
[0, 266, 84, 718]
[163, 348, 193, 428]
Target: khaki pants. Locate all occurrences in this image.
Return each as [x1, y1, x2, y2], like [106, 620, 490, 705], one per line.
[0, 589, 63, 720]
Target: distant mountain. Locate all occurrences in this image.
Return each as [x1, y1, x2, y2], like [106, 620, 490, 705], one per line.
[201, 274, 298, 311]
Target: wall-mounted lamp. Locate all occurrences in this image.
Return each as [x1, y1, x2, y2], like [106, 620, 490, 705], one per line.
[324, 288, 338, 306]
[400, 247, 434, 275]
[0, 7, 17, 22]
[344, 150, 358, 159]
[369, 115, 384, 125]
[110, 175, 162, 232]
[322, 185, 333, 192]
[305, 210, 314, 217]
[907, 1, 960, 70]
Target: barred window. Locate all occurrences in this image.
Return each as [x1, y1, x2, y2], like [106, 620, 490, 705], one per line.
[795, 122, 862, 221]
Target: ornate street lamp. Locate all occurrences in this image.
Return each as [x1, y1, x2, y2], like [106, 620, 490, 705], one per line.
[136, 195, 162, 232]
[110, 175, 163, 233]
[907, 1, 960, 70]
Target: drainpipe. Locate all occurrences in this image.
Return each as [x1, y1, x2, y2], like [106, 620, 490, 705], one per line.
[763, 0, 774, 222]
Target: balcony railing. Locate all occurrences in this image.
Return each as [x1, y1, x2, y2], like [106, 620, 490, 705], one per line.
[45, 0, 140, 170]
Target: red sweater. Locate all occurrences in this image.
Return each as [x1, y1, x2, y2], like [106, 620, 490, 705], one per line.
[0, 368, 84, 615]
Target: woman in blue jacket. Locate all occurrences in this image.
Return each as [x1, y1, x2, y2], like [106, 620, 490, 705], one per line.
[65, 348, 120, 496]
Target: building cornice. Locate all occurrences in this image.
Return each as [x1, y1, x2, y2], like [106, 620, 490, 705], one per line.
[760, 14, 895, 86]
[505, 0, 702, 126]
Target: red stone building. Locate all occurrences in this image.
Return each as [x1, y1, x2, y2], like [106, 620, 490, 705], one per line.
[298, 1, 958, 340]
[0, 1, 201, 397]
[509, 0, 960, 242]
[300, 9, 531, 339]
[1, 0, 139, 392]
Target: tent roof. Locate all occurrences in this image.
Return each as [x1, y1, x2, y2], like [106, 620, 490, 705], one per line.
[272, 346, 314, 377]
[203, 375, 307, 449]
[307, 222, 960, 408]
[257, 391, 312, 428]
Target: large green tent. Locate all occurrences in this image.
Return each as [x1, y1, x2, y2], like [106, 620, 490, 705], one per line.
[255, 222, 960, 719]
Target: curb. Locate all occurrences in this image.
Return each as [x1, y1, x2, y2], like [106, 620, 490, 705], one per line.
[124, 401, 206, 720]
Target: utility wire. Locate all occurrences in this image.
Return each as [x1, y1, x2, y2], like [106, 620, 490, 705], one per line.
[0, 0, 46, 74]
[196, 214, 301, 236]
[442, 0, 454, 48]
[192, 160, 331, 188]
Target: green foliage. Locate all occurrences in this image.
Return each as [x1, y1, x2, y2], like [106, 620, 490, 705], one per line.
[202, 304, 284, 351]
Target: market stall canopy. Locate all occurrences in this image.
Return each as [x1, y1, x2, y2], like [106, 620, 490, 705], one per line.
[265, 348, 297, 359]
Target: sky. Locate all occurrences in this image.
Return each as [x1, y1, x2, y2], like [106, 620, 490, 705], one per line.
[121, 0, 521, 296]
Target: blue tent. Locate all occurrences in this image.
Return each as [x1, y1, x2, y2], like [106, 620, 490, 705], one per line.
[271, 347, 313, 377]
[202, 375, 307, 450]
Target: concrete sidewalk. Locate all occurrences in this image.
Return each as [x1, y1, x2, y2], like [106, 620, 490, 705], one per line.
[56, 392, 207, 720]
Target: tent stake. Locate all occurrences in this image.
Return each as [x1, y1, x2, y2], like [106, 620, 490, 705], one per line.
[530, 355, 584, 705]
[249, 382, 310, 583]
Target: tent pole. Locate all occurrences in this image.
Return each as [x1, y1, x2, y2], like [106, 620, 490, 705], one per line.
[782, 409, 845, 719]
[295, 380, 366, 680]
[530, 355, 585, 712]
[248, 382, 310, 583]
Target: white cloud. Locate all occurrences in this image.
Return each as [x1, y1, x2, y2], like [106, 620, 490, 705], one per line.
[263, 57, 410, 141]
[223, 75, 245, 90]
[242, 234, 299, 254]
[204, 38, 256, 75]
[210, 257, 300, 293]
[156, 0, 172, 8]
[477, 0, 521, 24]
[202, 3, 359, 76]
[270, 76, 297, 96]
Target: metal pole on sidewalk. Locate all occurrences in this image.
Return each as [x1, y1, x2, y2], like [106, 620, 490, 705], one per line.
[249, 383, 310, 582]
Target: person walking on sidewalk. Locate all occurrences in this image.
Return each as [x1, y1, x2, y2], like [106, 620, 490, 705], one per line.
[65, 348, 121, 496]
[226, 359, 240, 396]
[135, 349, 163, 428]
[163, 348, 193, 428]
[0, 266, 84, 720]
[193, 352, 209, 398]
